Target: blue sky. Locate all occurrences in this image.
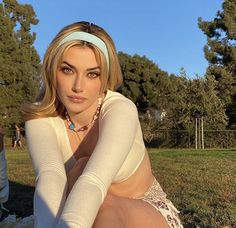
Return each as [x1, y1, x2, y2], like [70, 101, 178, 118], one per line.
[18, 0, 224, 78]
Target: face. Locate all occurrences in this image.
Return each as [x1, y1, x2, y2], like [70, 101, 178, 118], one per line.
[56, 45, 102, 115]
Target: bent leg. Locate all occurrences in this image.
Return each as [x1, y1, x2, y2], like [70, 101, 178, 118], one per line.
[93, 205, 124, 228]
[93, 193, 169, 228]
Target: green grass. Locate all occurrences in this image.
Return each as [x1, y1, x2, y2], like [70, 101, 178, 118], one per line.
[4, 147, 236, 227]
[5, 147, 35, 217]
[149, 149, 236, 228]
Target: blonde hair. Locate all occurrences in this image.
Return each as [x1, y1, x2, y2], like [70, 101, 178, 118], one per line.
[22, 21, 123, 121]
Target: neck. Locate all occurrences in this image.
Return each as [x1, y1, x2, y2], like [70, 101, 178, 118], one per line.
[70, 100, 99, 128]
[65, 94, 104, 132]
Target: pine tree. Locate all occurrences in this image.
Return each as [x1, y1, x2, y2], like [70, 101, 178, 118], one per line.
[0, 0, 40, 133]
[198, 0, 236, 127]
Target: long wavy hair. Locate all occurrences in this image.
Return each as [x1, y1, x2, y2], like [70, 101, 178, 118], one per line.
[22, 21, 123, 121]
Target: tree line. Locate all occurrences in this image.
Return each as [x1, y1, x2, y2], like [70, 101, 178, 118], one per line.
[0, 0, 235, 147]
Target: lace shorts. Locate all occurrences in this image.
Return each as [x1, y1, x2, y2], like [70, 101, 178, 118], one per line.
[140, 179, 183, 228]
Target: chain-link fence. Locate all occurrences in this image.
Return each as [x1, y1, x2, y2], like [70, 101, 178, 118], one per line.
[144, 129, 236, 149]
[3, 128, 236, 149]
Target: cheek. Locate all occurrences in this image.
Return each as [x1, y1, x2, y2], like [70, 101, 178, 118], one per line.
[56, 75, 67, 97]
[90, 84, 101, 97]
[90, 79, 102, 92]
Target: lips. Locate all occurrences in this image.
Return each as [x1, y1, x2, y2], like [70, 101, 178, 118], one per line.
[68, 95, 87, 104]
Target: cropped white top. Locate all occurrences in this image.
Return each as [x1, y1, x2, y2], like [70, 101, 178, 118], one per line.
[25, 90, 146, 228]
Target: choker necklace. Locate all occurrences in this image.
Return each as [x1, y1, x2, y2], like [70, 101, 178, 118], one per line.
[65, 98, 102, 132]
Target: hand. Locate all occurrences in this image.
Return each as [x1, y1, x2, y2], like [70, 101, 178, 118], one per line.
[67, 156, 90, 195]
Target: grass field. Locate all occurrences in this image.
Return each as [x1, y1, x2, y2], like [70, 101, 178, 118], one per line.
[4, 147, 236, 228]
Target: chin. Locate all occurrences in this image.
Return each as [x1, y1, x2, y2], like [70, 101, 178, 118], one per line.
[65, 105, 85, 114]
[66, 108, 83, 115]
[64, 99, 92, 114]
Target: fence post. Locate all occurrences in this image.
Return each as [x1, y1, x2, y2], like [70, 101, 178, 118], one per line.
[201, 117, 204, 149]
[198, 118, 201, 149]
[195, 118, 198, 149]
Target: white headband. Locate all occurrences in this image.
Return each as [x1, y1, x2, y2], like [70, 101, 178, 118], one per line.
[58, 31, 109, 67]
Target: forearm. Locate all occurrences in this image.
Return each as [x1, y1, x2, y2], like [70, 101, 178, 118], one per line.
[57, 179, 103, 228]
[34, 171, 67, 228]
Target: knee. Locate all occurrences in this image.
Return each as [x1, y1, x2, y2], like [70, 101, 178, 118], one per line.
[98, 193, 126, 221]
[94, 196, 124, 228]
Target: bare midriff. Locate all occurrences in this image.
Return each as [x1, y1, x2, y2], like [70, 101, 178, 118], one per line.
[108, 150, 155, 199]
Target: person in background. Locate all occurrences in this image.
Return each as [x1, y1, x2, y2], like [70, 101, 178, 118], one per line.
[23, 21, 183, 228]
[0, 126, 9, 218]
[12, 125, 22, 148]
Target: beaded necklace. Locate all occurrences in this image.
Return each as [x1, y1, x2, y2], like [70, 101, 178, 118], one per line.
[65, 98, 102, 132]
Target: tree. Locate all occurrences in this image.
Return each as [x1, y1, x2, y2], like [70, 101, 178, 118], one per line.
[118, 52, 169, 112]
[0, 0, 40, 133]
[184, 76, 227, 128]
[198, 0, 236, 127]
[158, 74, 228, 147]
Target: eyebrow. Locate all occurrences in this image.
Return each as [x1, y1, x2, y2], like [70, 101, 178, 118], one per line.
[62, 61, 101, 71]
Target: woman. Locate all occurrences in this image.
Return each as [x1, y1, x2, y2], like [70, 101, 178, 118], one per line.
[23, 21, 182, 228]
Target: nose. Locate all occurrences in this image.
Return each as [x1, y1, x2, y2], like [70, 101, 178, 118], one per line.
[72, 75, 84, 93]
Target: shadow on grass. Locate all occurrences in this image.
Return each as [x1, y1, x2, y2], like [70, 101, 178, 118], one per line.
[5, 181, 34, 217]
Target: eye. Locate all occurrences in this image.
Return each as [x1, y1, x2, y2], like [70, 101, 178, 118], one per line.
[87, 71, 100, 79]
[60, 66, 74, 75]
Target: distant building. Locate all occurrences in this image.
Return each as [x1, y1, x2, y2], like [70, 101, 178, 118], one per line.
[154, 110, 166, 121]
[142, 109, 166, 121]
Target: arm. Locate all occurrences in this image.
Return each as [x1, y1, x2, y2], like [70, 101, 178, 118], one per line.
[25, 119, 67, 228]
[0, 128, 9, 204]
[57, 98, 139, 228]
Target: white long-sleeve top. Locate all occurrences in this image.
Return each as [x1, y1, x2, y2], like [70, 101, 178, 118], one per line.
[25, 90, 145, 228]
[0, 148, 9, 204]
